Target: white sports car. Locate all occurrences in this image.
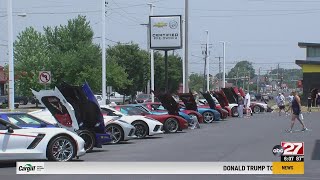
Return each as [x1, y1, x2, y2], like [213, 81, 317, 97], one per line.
[100, 105, 163, 139]
[30, 109, 137, 144]
[0, 118, 86, 161]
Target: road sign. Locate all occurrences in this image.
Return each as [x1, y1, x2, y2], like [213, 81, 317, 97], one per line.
[39, 71, 51, 84]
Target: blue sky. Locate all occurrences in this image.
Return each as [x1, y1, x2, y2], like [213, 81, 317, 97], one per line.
[1, 0, 320, 75]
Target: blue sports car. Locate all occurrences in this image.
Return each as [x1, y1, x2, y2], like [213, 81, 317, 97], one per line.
[178, 93, 221, 123]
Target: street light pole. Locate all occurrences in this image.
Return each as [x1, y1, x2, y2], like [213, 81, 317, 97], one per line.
[221, 41, 226, 88]
[148, 3, 155, 102]
[102, 0, 107, 105]
[184, 0, 189, 92]
[205, 30, 209, 91]
[7, 0, 14, 110]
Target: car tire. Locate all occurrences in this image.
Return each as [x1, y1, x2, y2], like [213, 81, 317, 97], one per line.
[106, 124, 124, 144]
[47, 135, 76, 162]
[132, 121, 148, 139]
[14, 104, 19, 108]
[231, 107, 239, 117]
[202, 111, 215, 123]
[77, 130, 95, 152]
[164, 118, 179, 133]
[253, 105, 261, 114]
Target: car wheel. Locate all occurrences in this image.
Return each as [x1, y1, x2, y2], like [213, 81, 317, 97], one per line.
[202, 111, 214, 123]
[19, 100, 24, 105]
[106, 124, 123, 144]
[77, 130, 95, 152]
[253, 105, 261, 113]
[164, 118, 179, 133]
[14, 104, 19, 108]
[47, 135, 76, 162]
[231, 107, 239, 117]
[132, 121, 148, 139]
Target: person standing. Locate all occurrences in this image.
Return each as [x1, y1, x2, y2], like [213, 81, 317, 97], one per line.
[316, 92, 320, 111]
[287, 91, 308, 133]
[244, 92, 251, 118]
[286, 92, 294, 115]
[237, 93, 244, 118]
[276, 93, 285, 116]
[307, 93, 312, 113]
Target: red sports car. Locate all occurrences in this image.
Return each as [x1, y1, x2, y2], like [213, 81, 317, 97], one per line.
[143, 102, 204, 124]
[113, 105, 188, 133]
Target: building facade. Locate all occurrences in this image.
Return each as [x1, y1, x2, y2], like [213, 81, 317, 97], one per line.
[296, 42, 320, 105]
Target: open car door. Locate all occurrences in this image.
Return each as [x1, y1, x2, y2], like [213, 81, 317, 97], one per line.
[32, 87, 79, 133]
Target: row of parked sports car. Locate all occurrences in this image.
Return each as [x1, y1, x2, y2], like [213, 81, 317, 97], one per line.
[0, 83, 271, 162]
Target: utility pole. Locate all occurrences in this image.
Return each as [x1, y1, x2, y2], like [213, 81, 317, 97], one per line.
[148, 3, 155, 102]
[7, 0, 14, 110]
[184, 0, 189, 92]
[101, 0, 107, 105]
[205, 30, 210, 91]
[236, 67, 239, 87]
[215, 56, 223, 90]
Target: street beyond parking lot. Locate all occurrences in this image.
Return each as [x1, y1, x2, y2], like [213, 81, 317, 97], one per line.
[1, 112, 320, 180]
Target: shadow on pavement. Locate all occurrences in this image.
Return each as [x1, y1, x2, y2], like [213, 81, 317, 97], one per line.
[311, 139, 320, 160]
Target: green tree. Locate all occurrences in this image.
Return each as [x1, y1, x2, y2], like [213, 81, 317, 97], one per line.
[14, 27, 50, 97]
[227, 61, 255, 88]
[189, 73, 205, 92]
[107, 43, 149, 96]
[153, 51, 183, 93]
[44, 15, 102, 91]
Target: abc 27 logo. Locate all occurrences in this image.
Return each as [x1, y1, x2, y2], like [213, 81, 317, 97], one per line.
[272, 142, 304, 162]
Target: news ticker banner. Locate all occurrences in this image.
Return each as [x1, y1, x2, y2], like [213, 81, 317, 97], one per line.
[16, 162, 304, 175]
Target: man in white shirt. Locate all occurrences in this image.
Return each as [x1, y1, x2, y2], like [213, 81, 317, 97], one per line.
[276, 93, 285, 116]
[244, 92, 251, 117]
[286, 93, 294, 115]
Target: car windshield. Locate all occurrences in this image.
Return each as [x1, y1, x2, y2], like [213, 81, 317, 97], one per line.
[6, 114, 45, 126]
[151, 104, 166, 111]
[137, 94, 150, 99]
[101, 107, 125, 116]
[120, 106, 149, 115]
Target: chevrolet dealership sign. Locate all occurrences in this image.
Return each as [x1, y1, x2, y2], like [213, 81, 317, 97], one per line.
[149, 15, 182, 50]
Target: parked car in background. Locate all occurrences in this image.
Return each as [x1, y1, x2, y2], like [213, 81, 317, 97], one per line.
[0, 96, 20, 108]
[109, 92, 131, 104]
[134, 94, 160, 103]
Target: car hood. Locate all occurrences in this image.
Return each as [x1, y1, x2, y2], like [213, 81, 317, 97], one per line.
[213, 91, 229, 107]
[221, 88, 237, 104]
[155, 93, 180, 115]
[200, 92, 216, 109]
[178, 93, 198, 111]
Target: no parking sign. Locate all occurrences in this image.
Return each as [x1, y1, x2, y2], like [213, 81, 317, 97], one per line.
[39, 71, 51, 84]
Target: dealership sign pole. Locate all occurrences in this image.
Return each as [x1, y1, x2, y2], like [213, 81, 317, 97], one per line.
[149, 15, 182, 92]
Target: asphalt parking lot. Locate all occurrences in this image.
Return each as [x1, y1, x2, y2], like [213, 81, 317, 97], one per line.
[1, 111, 320, 180]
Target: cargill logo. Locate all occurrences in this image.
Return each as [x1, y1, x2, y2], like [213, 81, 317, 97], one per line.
[18, 164, 35, 172]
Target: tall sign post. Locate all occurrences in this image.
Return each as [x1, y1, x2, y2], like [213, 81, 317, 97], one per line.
[149, 15, 182, 92]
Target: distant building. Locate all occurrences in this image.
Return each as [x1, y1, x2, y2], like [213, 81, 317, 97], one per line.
[295, 42, 320, 105]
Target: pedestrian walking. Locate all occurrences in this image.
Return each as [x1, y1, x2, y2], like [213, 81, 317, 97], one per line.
[316, 92, 320, 111]
[237, 93, 244, 118]
[287, 91, 308, 133]
[276, 93, 285, 116]
[286, 92, 294, 115]
[307, 93, 312, 113]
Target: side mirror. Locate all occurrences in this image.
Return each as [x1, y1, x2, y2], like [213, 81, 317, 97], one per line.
[40, 122, 47, 128]
[6, 124, 14, 133]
